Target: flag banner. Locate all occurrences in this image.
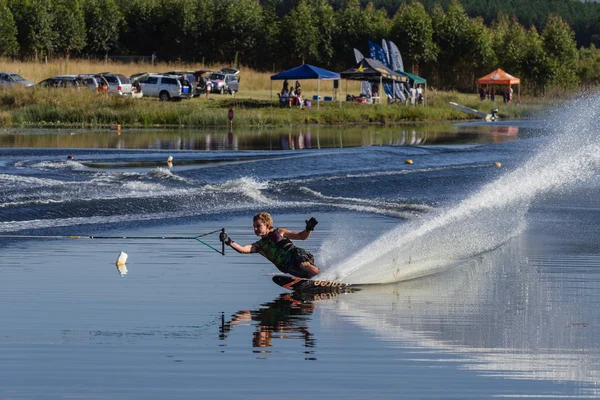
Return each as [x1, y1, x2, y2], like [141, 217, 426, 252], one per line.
[353, 48, 372, 97]
[369, 40, 393, 98]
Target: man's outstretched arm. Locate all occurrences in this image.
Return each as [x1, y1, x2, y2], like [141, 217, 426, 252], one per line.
[220, 232, 257, 254]
[281, 217, 318, 241]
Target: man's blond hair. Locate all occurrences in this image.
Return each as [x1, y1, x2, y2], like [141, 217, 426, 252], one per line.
[253, 212, 273, 228]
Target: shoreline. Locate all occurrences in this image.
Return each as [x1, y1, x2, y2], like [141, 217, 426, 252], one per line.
[0, 86, 554, 129]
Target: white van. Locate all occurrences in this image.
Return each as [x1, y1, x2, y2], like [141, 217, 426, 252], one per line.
[133, 74, 193, 101]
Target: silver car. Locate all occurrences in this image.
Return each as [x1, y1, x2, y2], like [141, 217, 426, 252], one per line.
[208, 68, 240, 94]
[94, 73, 133, 96]
[37, 75, 85, 88]
[0, 72, 35, 87]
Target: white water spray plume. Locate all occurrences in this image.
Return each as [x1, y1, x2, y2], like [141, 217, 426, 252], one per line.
[321, 93, 600, 284]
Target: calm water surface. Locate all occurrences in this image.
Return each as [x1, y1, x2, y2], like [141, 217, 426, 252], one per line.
[1, 107, 599, 399]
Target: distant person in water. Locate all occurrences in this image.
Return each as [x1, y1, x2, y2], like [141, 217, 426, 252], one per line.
[219, 212, 320, 278]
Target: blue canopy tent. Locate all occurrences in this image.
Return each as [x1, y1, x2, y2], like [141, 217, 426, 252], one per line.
[270, 64, 340, 109]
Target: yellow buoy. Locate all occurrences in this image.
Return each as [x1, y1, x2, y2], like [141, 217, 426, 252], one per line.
[495, 162, 502, 168]
[405, 159, 413, 165]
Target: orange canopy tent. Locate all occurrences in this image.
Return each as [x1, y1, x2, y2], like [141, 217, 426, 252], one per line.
[477, 68, 520, 101]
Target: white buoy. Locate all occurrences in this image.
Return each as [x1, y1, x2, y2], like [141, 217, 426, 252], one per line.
[116, 251, 128, 266]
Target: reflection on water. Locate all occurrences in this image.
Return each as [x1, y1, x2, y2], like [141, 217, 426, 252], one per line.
[320, 236, 600, 393]
[115, 264, 128, 276]
[220, 292, 339, 356]
[0, 124, 520, 150]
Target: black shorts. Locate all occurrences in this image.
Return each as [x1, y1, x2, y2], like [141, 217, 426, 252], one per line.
[280, 248, 315, 278]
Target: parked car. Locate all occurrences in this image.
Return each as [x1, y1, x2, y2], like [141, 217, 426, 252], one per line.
[191, 70, 213, 96]
[132, 74, 193, 101]
[163, 71, 198, 97]
[77, 74, 101, 91]
[208, 68, 240, 94]
[130, 71, 152, 81]
[0, 72, 35, 87]
[94, 73, 134, 96]
[37, 75, 85, 89]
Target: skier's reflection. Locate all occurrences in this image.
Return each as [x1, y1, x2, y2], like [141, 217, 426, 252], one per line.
[220, 292, 337, 349]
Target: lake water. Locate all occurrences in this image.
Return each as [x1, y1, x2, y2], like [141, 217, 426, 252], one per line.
[1, 98, 600, 399]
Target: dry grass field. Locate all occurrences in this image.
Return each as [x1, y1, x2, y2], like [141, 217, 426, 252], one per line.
[0, 59, 357, 99]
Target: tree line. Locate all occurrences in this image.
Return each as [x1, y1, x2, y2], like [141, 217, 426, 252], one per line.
[344, 0, 600, 48]
[1, 0, 600, 93]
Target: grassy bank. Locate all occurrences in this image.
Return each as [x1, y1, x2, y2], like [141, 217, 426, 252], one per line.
[0, 60, 561, 128]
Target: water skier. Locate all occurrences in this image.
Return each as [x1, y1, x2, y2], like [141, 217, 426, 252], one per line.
[220, 212, 320, 278]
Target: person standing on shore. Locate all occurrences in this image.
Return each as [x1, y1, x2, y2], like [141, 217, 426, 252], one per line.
[206, 80, 213, 99]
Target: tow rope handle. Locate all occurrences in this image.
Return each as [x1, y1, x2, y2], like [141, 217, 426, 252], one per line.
[221, 228, 226, 255]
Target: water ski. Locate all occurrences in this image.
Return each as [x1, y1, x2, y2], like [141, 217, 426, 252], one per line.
[272, 275, 356, 293]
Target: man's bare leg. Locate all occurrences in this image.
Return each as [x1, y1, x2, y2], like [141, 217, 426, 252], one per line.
[299, 262, 320, 278]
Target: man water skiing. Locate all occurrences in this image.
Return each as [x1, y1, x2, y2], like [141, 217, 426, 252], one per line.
[219, 212, 320, 278]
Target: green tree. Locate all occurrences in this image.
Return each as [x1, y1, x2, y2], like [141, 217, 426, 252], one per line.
[83, 0, 122, 56]
[281, 0, 319, 65]
[27, 0, 56, 60]
[390, 1, 438, 75]
[211, 0, 264, 65]
[53, 0, 86, 58]
[154, 0, 197, 60]
[431, 1, 496, 89]
[117, 0, 161, 57]
[577, 44, 600, 89]
[592, 16, 600, 48]
[311, 0, 336, 67]
[541, 14, 578, 88]
[254, 0, 281, 69]
[502, 17, 528, 79]
[464, 16, 496, 80]
[490, 12, 510, 64]
[520, 25, 554, 95]
[334, 0, 376, 68]
[363, 2, 391, 43]
[9, 0, 56, 60]
[193, 0, 215, 63]
[0, 0, 19, 56]
[431, 1, 475, 89]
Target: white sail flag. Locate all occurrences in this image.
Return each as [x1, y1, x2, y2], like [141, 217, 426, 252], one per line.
[381, 40, 391, 66]
[383, 39, 406, 101]
[353, 48, 372, 97]
[387, 40, 404, 72]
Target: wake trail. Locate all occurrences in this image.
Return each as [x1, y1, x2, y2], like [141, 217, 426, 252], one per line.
[320, 94, 600, 284]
